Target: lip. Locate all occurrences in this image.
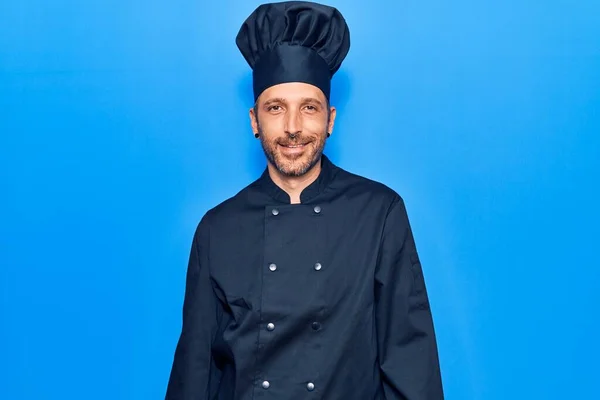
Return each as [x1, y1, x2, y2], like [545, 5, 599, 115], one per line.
[279, 142, 309, 155]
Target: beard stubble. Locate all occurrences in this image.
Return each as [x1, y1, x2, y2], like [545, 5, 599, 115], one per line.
[257, 124, 327, 177]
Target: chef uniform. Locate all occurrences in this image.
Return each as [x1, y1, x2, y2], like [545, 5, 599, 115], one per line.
[165, 1, 444, 399]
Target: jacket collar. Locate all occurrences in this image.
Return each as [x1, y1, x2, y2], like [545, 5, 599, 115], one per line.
[258, 153, 337, 204]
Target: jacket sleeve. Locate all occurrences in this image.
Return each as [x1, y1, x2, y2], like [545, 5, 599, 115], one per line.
[166, 216, 223, 399]
[375, 195, 444, 399]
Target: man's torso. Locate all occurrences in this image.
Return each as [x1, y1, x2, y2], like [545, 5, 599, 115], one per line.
[202, 160, 400, 399]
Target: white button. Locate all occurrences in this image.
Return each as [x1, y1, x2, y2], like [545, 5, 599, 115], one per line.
[313, 206, 321, 213]
[262, 380, 270, 389]
[307, 382, 315, 391]
[272, 208, 279, 216]
[314, 262, 322, 271]
[269, 263, 277, 271]
[267, 323, 275, 331]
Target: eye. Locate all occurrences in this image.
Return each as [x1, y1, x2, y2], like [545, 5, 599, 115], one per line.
[303, 105, 318, 112]
[267, 105, 282, 112]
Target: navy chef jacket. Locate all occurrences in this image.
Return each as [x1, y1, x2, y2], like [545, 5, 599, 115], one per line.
[165, 154, 444, 399]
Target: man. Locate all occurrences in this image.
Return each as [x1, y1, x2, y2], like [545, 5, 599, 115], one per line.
[165, 1, 444, 399]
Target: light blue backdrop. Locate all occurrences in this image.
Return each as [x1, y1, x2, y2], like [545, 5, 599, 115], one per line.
[1, 1, 599, 399]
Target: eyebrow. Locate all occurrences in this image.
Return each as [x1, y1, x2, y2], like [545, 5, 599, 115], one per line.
[263, 98, 286, 107]
[262, 97, 325, 108]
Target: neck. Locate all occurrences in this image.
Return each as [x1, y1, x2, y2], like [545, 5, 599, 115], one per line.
[267, 158, 322, 204]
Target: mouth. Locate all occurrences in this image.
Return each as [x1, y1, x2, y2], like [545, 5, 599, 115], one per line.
[278, 141, 311, 155]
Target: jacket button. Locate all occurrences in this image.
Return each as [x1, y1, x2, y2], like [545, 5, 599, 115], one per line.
[272, 208, 279, 216]
[313, 205, 321, 214]
[307, 382, 315, 391]
[269, 263, 277, 271]
[262, 380, 270, 389]
[311, 322, 321, 331]
[267, 322, 275, 331]
[314, 262, 322, 271]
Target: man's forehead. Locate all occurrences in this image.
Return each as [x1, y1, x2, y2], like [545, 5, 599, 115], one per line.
[258, 83, 326, 104]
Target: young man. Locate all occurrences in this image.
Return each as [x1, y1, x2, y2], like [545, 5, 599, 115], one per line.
[165, 1, 444, 399]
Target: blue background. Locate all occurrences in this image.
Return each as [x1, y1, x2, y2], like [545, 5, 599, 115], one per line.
[1, 1, 599, 399]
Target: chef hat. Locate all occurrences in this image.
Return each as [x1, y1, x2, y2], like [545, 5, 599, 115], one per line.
[236, 1, 351, 102]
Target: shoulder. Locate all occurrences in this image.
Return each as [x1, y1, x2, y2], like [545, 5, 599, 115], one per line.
[333, 164, 404, 212]
[336, 166, 413, 233]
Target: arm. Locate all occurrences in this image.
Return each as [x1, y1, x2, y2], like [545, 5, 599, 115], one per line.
[166, 216, 222, 399]
[375, 196, 444, 399]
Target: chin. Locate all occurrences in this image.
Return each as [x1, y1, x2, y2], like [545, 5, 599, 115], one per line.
[274, 152, 320, 177]
[261, 136, 325, 177]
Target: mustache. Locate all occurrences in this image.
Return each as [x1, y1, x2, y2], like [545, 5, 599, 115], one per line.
[276, 135, 312, 146]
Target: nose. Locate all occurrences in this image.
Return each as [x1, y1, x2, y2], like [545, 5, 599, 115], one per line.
[284, 108, 301, 136]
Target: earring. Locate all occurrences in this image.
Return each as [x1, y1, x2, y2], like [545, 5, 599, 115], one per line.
[327, 132, 331, 138]
[254, 133, 259, 138]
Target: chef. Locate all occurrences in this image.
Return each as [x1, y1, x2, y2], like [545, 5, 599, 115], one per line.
[165, 1, 444, 399]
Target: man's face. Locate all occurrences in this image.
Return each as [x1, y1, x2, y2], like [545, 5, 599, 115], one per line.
[250, 82, 336, 177]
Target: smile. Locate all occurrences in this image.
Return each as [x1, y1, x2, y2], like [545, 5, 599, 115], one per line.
[278, 142, 310, 155]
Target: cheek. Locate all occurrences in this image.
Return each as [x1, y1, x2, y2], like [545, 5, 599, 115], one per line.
[304, 118, 328, 135]
[259, 118, 283, 136]
[306, 112, 329, 127]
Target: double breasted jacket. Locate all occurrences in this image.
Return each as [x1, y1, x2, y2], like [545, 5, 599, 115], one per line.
[166, 155, 444, 399]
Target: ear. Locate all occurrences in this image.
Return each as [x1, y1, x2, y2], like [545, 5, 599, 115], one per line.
[327, 106, 337, 136]
[249, 107, 259, 137]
